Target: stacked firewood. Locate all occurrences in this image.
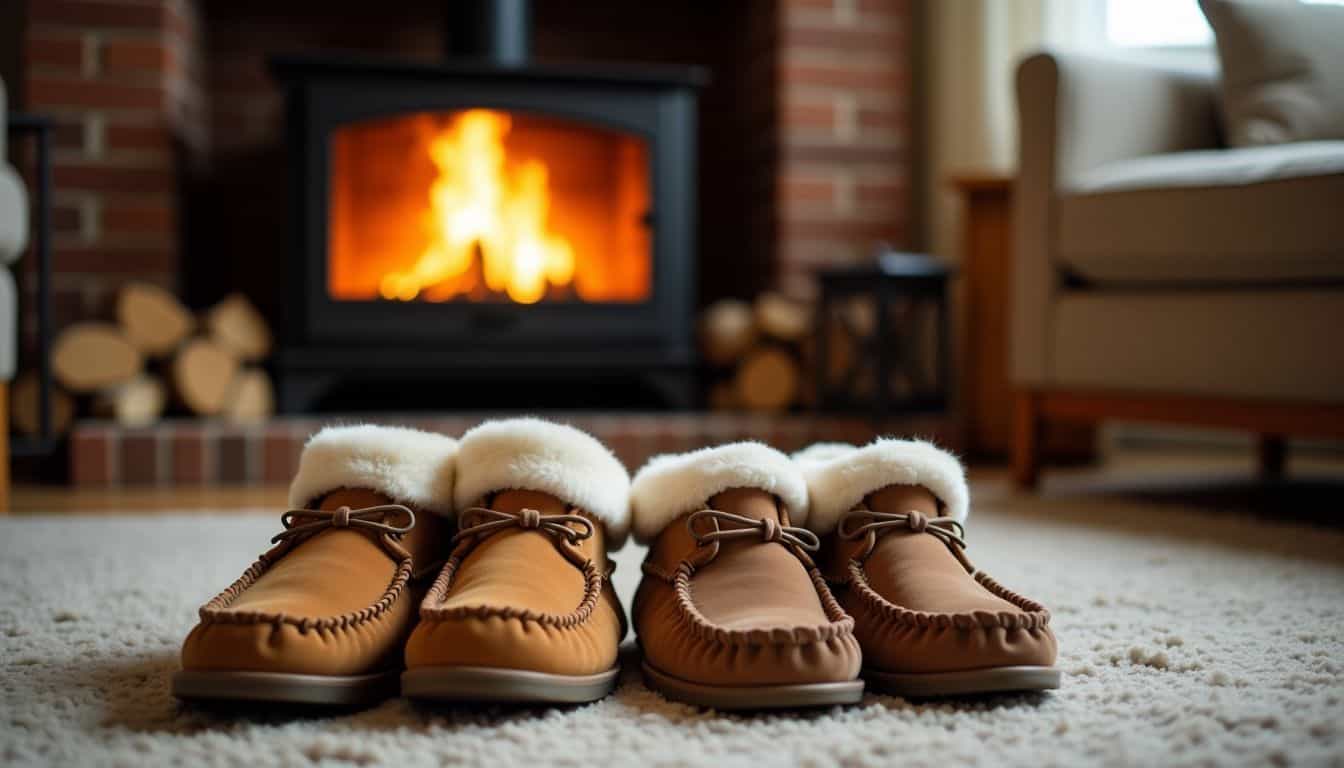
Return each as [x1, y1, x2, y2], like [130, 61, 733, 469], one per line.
[699, 292, 816, 412]
[13, 283, 275, 437]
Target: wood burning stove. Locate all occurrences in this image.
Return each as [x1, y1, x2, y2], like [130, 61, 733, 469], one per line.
[271, 1, 703, 412]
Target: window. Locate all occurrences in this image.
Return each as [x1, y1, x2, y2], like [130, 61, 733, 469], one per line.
[1104, 0, 1211, 48]
[1104, 0, 1344, 48]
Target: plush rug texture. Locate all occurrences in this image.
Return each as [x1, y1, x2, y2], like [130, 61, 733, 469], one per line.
[2, 490, 1342, 767]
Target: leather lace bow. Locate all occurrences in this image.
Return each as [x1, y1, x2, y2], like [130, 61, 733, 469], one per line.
[453, 506, 595, 546]
[271, 504, 416, 544]
[686, 508, 821, 552]
[838, 509, 966, 549]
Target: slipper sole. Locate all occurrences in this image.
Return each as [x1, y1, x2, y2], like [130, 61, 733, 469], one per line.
[642, 661, 864, 710]
[172, 669, 400, 706]
[401, 665, 620, 704]
[864, 665, 1061, 698]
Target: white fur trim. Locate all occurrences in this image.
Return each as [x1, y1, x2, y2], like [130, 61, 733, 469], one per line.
[288, 425, 458, 515]
[629, 442, 809, 544]
[453, 418, 631, 544]
[792, 438, 970, 534]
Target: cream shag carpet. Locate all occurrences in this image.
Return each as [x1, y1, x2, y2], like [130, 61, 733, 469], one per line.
[2, 491, 1343, 767]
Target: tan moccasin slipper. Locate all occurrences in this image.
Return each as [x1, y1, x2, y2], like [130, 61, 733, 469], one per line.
[402, 418, 630, 704]
[629, 442, 864, 710]
[795, 440, 1060, 698]
[173, 425, 458, 706]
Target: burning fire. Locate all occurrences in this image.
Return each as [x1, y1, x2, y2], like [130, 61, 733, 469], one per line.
[379, 110, 576, 304]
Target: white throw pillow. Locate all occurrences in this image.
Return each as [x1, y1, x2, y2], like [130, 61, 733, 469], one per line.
[1200, 0, 1344, 146]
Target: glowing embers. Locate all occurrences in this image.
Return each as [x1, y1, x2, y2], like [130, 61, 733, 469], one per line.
[328, 109, 651, 305]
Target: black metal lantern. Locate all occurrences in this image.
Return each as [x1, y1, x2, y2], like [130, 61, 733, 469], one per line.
[815, 249, 952, 419]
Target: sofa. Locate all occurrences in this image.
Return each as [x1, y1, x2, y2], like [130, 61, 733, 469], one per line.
[1011, 52, 1344, 487]
[1, 74, 29, 510]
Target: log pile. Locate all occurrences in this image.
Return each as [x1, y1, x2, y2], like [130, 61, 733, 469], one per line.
[13, 283, 275, 437]
[700, 292, 815, 413]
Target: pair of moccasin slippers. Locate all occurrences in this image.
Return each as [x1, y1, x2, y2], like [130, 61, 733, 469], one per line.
[173, 418, 1058, 710]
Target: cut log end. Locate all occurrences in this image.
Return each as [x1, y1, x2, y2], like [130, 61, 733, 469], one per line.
[116, 282, 193, 356]
[223, 368, 275, 425]
[207, 294, 272, 362]
[93, 374, 166, 427]
[754, 292, 812, 343]
[734, 345, 800, 412]
[699, 299, 756, 366]
[172, 338, 240, 416]
[52, 323, 143, 393]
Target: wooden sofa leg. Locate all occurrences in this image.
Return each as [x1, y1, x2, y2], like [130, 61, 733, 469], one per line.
[1257, 434, 1286, 480]
[1012, 390, 1041, 490]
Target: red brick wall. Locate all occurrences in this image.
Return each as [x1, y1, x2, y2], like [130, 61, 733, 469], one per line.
[202, 3, 445, 155]
[773, 0, 911, 297]
[21, 0, 204, 337]
[741, 0, 783, 303]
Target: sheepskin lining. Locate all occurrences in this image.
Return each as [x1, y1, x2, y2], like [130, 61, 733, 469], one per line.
[629, 442, 809, 544]
[287, 425, 458, 516]
[453, 417, 631, 545]
[793, 439, 970, 534]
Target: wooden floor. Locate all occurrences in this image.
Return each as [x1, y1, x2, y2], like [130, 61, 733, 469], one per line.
[10, 484, 286, 514]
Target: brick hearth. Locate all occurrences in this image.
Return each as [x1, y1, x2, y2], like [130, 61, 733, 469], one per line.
[68, 412, 954, 488]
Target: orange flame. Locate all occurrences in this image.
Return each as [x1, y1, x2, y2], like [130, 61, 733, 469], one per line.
[379, 110, 575, 304]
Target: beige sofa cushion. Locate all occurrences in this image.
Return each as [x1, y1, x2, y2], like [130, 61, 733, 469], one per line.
[1056, 142, 1344, 285]
[1200, 0, 1344, 147]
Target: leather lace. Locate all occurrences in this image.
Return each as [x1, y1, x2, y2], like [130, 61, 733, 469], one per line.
[271, 503, 416, 544]
[838, 509, 966, 550]
[453, 506, 595, 546]
[686, 508, 821, 552]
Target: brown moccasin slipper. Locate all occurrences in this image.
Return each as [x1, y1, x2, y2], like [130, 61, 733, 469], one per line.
[795, 440, 1060, 698]
[173, 425, 458, 707]
[402, 418, 630, 705]
[629, 443, 864, 710]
